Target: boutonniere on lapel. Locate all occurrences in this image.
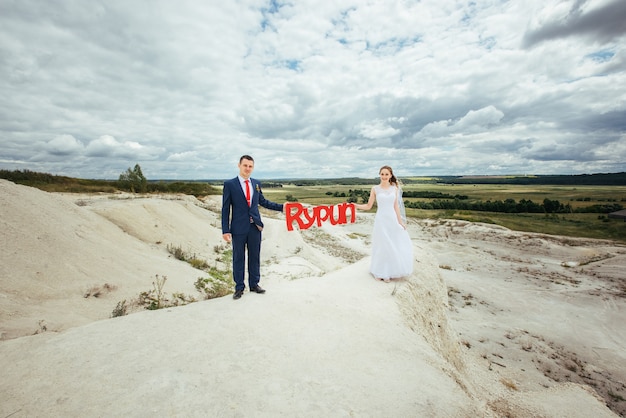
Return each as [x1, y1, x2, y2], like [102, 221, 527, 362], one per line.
[255, 184, 261, 193]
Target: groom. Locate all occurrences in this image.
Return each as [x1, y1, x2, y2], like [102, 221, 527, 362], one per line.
[221, 155, 284, 299]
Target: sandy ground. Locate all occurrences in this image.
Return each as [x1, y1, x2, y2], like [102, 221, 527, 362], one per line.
[0, 178, 624, 417]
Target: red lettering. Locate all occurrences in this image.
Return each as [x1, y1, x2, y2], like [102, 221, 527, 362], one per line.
[314, 205, 331, 227]
[337, 202, 356, 225]
[285, 202, 308, 231]
[285, 202, 356, 231]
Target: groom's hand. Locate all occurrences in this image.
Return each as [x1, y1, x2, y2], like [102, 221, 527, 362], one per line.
[222, 233, 232, 243]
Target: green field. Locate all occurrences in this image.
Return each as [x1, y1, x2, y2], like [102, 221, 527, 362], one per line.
[262, 183, 626, 243]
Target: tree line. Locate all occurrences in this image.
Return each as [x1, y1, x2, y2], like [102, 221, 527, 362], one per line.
[270, 172, 626, 186]
[404, 198, 622, 214]
[342, 189, 622, 214]
[435, 172, 626, 186]
[0, 166, 218, 196]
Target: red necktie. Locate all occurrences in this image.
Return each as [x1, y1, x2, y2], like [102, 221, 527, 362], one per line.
[245, 179, 251, 206]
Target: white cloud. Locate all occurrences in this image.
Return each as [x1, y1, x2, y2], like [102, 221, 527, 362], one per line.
[0, 0, 624, 178]
[166, 151, 199, 162]
[418, 106, 504, 138]
[85, 135, 162, 160]
[358, 119, 401, 140]
[44, 135, 84, 156]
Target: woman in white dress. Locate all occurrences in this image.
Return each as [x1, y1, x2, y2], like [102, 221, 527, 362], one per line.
[355, 166, 413, 282]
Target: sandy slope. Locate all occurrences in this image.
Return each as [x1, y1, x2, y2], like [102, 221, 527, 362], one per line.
[414, 219, 626, 416]
[0, 179, 623, 417]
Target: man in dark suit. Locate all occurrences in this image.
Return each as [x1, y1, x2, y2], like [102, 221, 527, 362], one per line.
[221, 155, 284, 299]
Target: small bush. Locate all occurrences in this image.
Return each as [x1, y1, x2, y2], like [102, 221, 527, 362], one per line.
[189, 257, 209, 270]
[195, 269, 233, 299]
[171, 292, 197, 306]
[111, 300, 128, 317]
[139, 274, 168, 310]
[131, 274, 196, 311]
[167, 244, 187, 261]
[167, 244, 210, 270]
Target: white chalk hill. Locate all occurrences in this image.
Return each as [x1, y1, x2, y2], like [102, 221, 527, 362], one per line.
[0, 180, 615, 417]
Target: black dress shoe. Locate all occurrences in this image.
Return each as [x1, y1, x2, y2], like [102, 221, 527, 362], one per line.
[233, 289, 244, 299]
[250, 285, 266, 294]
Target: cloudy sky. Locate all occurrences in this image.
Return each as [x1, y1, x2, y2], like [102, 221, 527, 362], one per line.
[1, 0, 625, 179]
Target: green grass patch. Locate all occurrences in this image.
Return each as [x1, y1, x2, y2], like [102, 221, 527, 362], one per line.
[450, 212, 625, 242]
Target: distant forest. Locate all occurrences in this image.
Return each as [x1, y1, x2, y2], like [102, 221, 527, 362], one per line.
[434, 172, 626, 186]
[2, 169, 624, 192]
[339, 188, 623, 214]
[281, 172, 626, 186]
[402, 198, 622, 214]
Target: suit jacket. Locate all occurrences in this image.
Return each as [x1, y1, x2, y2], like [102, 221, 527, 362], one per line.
[221, 177, 283, 235]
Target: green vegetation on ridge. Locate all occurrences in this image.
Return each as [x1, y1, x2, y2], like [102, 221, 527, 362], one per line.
[0, 168, 219, 196]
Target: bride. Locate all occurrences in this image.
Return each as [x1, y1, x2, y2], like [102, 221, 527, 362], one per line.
[354, 165, 413, 282]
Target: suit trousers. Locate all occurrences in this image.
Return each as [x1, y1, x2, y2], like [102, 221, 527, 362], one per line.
[231, 226, 262, 291]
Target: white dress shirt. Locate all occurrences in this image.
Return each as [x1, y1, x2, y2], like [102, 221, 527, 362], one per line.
[238, 175, 254, 203]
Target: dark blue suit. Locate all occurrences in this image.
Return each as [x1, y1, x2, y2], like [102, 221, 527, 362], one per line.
[221, 177, 283, 291]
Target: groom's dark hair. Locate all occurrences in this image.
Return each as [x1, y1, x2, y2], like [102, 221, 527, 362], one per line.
[240, 154, 254, 163]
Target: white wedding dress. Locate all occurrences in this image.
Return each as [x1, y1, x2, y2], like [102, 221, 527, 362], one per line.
[369, 185, 414, 280]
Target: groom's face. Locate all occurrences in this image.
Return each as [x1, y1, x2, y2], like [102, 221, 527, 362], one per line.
[238, 158, 254, 179]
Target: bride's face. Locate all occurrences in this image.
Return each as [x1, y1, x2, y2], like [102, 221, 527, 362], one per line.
[379, 169, 391, 183]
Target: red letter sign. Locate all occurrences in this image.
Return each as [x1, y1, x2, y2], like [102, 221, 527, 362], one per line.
[285, 202, 356, 231]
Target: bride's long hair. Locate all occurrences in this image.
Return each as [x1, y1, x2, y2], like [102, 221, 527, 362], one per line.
[379, 165, 399, 186]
